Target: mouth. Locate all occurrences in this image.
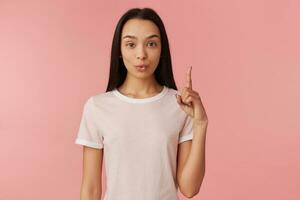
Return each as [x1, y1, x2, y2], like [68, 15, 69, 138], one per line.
[135, 64, 148, 72]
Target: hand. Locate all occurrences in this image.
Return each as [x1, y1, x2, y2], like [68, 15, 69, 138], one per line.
[176, 66, 208, 124]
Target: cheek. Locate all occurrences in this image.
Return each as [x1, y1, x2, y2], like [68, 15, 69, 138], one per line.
[121, 49, 134, 64]
[149, 47, 161, 60]
[120, 45, 129, 57]
[151, 52, 162, 67]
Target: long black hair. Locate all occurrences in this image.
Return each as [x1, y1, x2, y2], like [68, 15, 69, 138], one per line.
[105, 7, 178, 92]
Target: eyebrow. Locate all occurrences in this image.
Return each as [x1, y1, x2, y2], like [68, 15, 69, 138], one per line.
[122, 34, 160, 40]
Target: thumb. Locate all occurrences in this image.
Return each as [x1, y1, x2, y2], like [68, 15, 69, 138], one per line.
[175, 94, 185, 107]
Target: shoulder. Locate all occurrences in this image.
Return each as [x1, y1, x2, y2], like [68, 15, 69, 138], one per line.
[163, 86, 180, 101]
[84, 90, 116, 110]
[164, 86, 188, 117]
[166, 87, 179, 95]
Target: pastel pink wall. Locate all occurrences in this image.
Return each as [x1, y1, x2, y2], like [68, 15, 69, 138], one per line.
[0, 0, 299, 199]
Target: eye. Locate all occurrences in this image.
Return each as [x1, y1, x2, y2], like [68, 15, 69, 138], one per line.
[148, 42, 157, 47]
[125, 42, 135, 48]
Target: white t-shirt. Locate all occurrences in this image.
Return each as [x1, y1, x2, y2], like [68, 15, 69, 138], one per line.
[75, 85, 194, 200]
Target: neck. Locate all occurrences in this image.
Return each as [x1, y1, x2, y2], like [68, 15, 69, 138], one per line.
[117, 74, 163, 97]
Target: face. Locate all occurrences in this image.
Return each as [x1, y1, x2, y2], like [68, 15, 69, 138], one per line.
[120, 18, 162, 79]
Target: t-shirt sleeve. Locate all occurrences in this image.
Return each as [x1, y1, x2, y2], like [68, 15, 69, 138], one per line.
[178, 114, 194, 144]
[75, 97, 104, 149]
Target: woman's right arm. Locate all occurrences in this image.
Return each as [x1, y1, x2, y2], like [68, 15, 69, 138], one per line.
[80, 146, 103, 200]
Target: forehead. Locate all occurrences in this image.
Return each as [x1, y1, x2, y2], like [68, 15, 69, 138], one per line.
[121, 18, 160, 39]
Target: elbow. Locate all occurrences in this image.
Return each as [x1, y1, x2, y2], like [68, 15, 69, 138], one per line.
[179, 183, 200, 199]
[80, 186, 102, 200]
[178, 178, 203, 199]
[80, 190, 101, 200]
[177, 171, 205, 198]
[182, 188, 200, 199]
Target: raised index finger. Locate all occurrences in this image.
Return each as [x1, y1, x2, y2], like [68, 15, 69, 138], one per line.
[186, 66, 192, 89]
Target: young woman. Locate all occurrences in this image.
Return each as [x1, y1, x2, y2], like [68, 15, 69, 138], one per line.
[75, 7, 208, 200]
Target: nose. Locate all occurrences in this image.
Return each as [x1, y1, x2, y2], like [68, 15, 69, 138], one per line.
[136, 45, 147, 60]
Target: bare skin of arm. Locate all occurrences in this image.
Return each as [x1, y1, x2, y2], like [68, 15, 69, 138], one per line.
[176, 123, 207, 198]
[80, 146, 103, 200]
[177, 140, 193, 197]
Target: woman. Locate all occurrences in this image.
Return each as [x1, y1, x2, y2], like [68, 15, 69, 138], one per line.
[75, 7, 208, 200]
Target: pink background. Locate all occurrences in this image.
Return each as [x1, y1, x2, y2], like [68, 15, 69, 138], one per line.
[1, 0, 299, 199]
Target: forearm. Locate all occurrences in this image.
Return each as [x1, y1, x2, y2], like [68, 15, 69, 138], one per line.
[180, 121, 207, 196]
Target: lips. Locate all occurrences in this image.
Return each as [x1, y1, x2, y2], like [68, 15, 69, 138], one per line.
[136, 64, 148, 68]
[135, 64, 148, 72]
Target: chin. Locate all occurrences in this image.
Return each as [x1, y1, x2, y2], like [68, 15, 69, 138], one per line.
[128, 69, 153, 79]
